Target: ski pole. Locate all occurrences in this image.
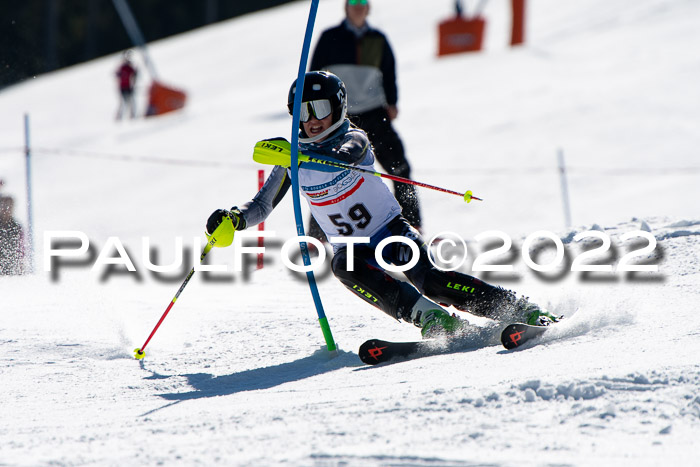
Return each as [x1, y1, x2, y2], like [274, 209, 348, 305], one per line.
[133, 238, 215, 359]
[253, 140, 482, 202]
[304, 154, 481, 203]
[133, 216, 236, 360]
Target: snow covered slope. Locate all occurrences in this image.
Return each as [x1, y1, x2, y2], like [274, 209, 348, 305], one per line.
[1, 0, 698, 465]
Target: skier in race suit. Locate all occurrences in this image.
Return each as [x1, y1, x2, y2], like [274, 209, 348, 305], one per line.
[206, 72, 557, 337]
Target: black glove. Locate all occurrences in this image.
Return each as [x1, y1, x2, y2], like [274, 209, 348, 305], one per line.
[206, 207, 246, 235]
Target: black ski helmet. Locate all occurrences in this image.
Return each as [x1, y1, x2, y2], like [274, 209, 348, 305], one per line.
[288, 71, 347, 142]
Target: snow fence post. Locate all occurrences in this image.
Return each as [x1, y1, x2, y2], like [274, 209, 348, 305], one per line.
[289, 0, 337, 355]
[24, 114, 34, 273]
[558, 148, 572, 229]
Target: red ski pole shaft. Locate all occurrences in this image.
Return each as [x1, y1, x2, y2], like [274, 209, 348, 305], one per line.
[380, 172, 480, 200]
[252, 141, 482, 202]
[134, 238, 216, 359]
[303, 155, 482, 202]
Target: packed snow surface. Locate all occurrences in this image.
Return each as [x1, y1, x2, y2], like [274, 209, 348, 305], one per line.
[1, 0, 698, 465]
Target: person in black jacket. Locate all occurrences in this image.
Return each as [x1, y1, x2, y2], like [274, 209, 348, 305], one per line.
[306, 0, 422, 240]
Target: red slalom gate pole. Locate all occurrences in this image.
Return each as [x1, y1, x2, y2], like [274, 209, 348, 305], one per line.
[133, 237, 216, 359]
[257, 169, 265, 269]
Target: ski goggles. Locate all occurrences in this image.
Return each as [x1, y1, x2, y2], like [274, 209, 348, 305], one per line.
[347, 0, 368, 5]
[292, 99, 333, 122]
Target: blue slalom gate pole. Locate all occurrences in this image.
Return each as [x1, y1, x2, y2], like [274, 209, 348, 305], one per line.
[289, 0, 337, 353]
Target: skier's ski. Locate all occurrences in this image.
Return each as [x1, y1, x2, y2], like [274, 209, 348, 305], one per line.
[359, 339, 432, 365]
[500, 323, 548, 349]
[359, 323, 553, 363]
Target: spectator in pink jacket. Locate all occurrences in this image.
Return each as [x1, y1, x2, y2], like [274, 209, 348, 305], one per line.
[115, 50, 138, 120]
